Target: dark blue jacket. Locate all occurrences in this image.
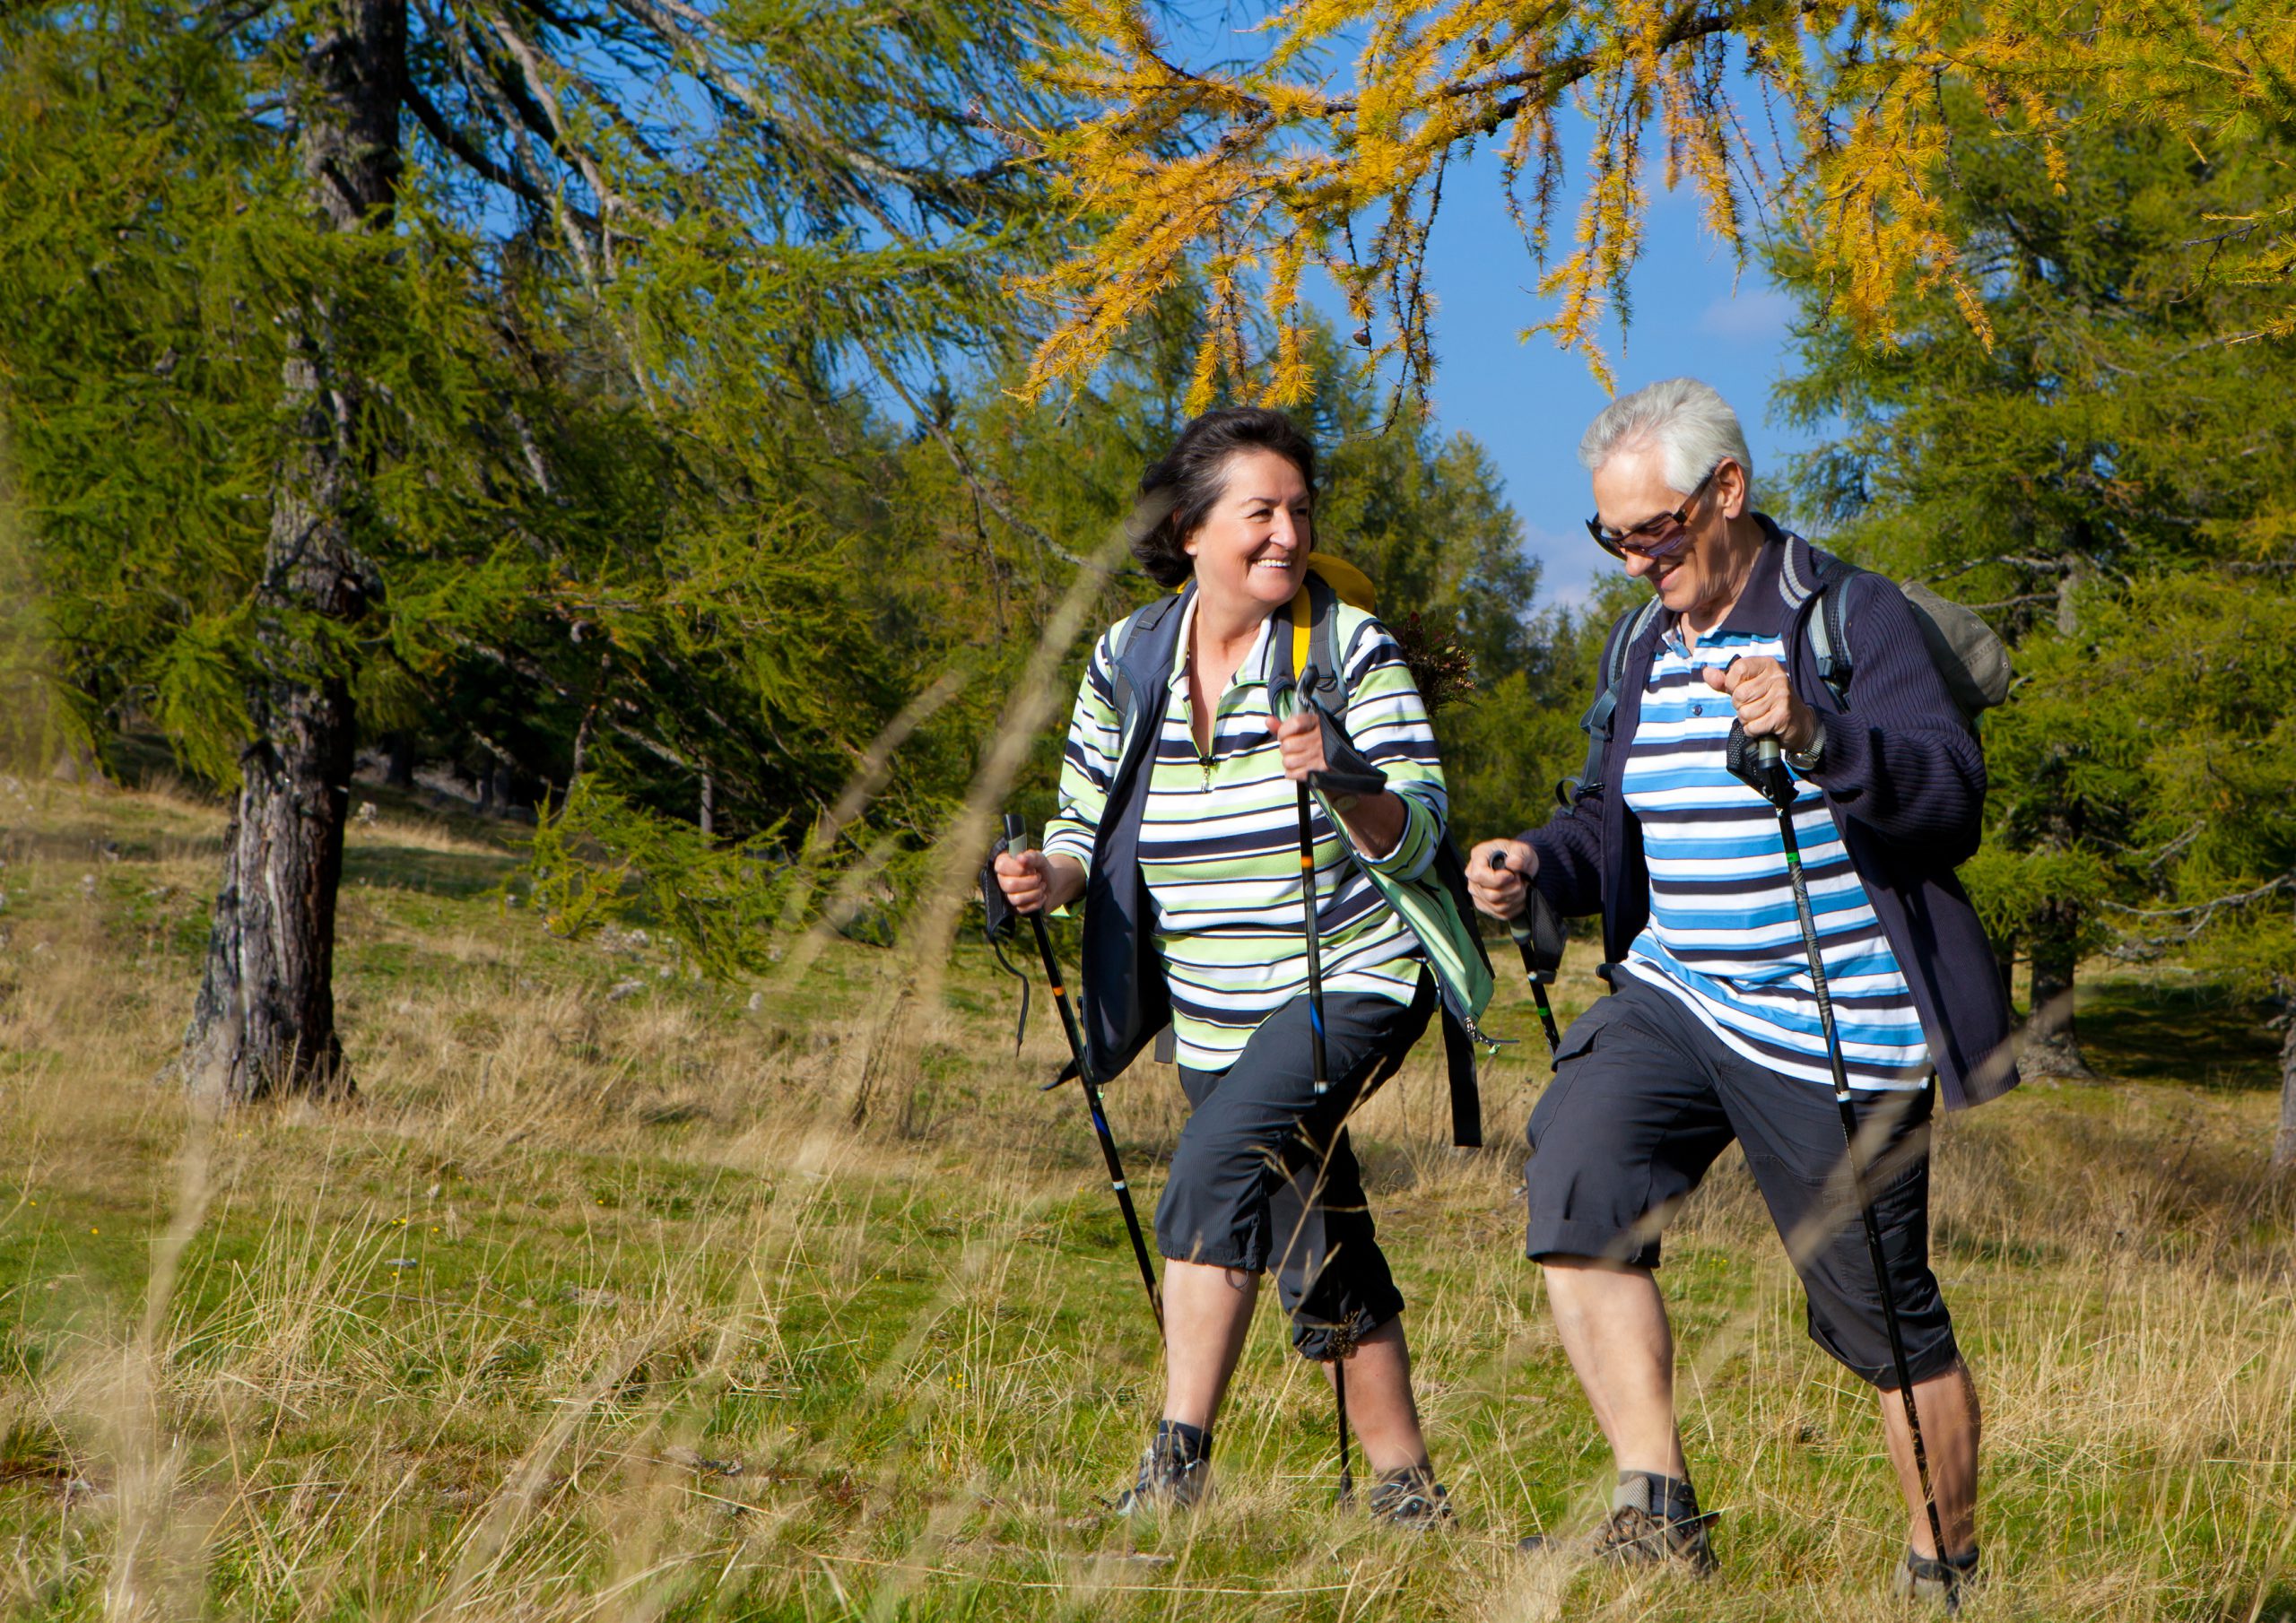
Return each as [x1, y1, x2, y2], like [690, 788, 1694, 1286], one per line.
[1523, 523, 2019, 1110]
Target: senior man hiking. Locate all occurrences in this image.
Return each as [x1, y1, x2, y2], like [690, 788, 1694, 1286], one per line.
[1468, 378, 2016, 1610]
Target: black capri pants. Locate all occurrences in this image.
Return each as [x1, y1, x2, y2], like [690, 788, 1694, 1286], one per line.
[1158, 968, 1436, 1363]
[1524, 970, 1961, 1389]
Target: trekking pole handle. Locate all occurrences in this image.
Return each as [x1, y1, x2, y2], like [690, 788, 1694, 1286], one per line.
[1486, 848, 1537, 950]
[1003, 813, 1044, 915]
[1754, 735, 1796, 812]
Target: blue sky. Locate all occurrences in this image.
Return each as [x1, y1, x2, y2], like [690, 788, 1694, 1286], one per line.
[1304, 136, 1819, 606]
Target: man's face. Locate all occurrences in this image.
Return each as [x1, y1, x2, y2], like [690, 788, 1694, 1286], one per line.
[1589, 444, 1744, 620]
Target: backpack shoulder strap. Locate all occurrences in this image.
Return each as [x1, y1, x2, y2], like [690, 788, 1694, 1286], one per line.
[1568, 595, 1664, 803]
[1312, 576, 1345, 708]
[1808, 579, 1854, 707]
[1273, 571, 1347, 709]
[1773, 534, 1861, 708]
[1109, 590, 1187, 759]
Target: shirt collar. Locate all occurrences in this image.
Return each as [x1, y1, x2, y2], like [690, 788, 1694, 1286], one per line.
[1165, 595, 1278, 694]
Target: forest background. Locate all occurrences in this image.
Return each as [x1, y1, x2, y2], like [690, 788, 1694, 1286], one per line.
[0, 2, 2293, 1619]
[4, 0, 2292, 1117]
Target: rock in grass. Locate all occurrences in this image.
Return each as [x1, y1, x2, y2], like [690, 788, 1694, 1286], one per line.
[663, 1446, 744, 1477]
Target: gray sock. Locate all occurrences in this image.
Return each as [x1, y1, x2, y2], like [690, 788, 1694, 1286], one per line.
[1614, 1470, 1700, 1525]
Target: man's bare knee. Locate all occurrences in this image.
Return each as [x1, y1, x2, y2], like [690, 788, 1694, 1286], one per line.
[1541, 1254, 1647, 1276]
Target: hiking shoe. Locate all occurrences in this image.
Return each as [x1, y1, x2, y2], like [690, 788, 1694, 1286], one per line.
[1517, 1471, 1717, 1574]
[1110, 1420, 1209, 1516]
[1891, 1547, 1979, 1613]
[1365, 1464, 1453, 1531]
[1587, 1500, 1718, 1572]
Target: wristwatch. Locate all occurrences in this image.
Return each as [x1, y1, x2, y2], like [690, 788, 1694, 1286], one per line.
[1784, 719, 1827, 775]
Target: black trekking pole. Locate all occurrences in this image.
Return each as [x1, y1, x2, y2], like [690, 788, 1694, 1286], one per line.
[1748, 735, 1948, 1561]
[1004, 814, 1163, 1335]
[1485, 849, 1564, 1067]
[1290, 705, 1352, 1506]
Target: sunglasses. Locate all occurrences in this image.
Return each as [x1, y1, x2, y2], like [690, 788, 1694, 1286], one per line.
[1585, 464, 1720, 560]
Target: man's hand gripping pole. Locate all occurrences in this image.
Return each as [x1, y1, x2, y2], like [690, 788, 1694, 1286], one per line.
[1485, 849, 1565, 1067]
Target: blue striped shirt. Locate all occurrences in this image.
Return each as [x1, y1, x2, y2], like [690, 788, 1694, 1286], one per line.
[1617, 617, 1932, 1092]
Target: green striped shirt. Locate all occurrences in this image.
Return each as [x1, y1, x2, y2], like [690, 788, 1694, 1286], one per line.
[1044, 595, 1447, 1072]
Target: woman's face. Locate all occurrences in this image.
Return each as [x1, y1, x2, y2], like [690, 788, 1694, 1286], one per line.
[1183, 447, 1313, 621]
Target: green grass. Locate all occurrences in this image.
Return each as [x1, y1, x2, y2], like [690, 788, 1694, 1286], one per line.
[0, 777, 2291, 1620]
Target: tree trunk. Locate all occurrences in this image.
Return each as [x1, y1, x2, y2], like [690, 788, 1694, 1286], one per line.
[385, 732, 416, 788]
[2274, 1009, 2295, 1172]
[570, 648, 609, 783]
[180, 0, 403, 1104]
[2023, 906, 2090, 1079]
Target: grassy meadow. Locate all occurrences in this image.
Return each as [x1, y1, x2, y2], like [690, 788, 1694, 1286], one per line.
[1, 775, 2291, 1621]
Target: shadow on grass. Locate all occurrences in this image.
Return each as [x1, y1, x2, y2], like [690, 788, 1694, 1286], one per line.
[343, 844, 519, 899]
[0, 819, 224, 864]
[2074, 980, 2283, 1094]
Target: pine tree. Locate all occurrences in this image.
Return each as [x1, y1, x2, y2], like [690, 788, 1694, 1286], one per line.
[1770, 95, 2296, 1095]
[0, 0, 1055, 1101]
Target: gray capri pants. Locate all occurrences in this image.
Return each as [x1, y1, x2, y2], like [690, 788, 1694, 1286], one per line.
[1159, 968, 1436, 1362]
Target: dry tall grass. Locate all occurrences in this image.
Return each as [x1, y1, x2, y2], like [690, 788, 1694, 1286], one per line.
[1, 776, 2291, 1621]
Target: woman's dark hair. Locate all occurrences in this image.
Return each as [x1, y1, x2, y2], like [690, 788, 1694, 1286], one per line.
[1128, 407, 1318, 587]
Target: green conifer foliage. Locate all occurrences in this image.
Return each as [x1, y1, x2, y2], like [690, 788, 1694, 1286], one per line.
[1772, 95, 2296, 1110]
[0, 0, 1057, 1100]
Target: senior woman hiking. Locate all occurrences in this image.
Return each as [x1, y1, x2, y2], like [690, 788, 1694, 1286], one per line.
[992, 405, 1486, 1526]
[1467, 378, 2016, 1610]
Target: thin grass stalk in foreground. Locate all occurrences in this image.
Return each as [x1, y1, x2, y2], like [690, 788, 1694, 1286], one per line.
[96, 998, 236, 1622]
[591, 1119, 857, 1623]
[841, 517, 1134, 1110]
[771, 665, 969, 982]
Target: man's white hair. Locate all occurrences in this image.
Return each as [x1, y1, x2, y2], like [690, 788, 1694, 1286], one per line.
[1577, 377, 1755, 506]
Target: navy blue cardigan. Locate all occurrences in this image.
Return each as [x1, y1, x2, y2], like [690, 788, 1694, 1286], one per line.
[1522, 523, 2020, 1111]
